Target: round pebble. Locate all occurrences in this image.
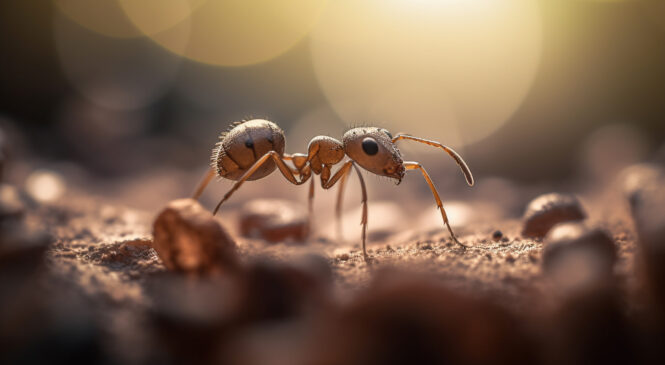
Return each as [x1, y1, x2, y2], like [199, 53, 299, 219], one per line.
[0, 184, 25, 221]
[522, 193, 586, 239]
[153, 199, 238, 275]
[543, 222, 617, 293]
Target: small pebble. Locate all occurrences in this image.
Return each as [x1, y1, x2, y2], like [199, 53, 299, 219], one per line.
[239, 199, 309, 242]
[238, 255, 333, 323]
[0, 127, 7, 181]
[338, 253, 350, 261]
[619, 163, 663, 210]
[625, 168, 665, 311]
[153, 199, 238, 275]
[522, 193, 586, 239]
[145, 273, 238, 363]
[543, 222, 616, 293]
[0, 223, 51, 272]
[308, 271, 536, 364]
[492, 230, 503, 241]
[0, 184, 25, 222]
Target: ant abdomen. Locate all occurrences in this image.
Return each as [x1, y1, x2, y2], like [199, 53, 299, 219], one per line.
[211, 119, 286, 181]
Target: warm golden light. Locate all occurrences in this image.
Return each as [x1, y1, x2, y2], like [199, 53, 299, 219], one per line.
[55, 0, 144, 38]
[310, 0, 542, 147]
[55, 0, 203, 39]
[121, 0, 329, 67]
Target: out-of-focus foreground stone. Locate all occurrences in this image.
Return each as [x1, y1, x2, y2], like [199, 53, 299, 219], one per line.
[543, 222, 617, 294]
[153, 199, 238, 275]
[309, 271, 538, 365]
[0, 184, 25, 221]
[522, 193, 586, 239]
[624, 165, 665, 313]
[0, 127, 7, 181]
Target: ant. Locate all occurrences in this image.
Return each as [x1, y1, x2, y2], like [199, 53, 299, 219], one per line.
[192, 119, 474, 261]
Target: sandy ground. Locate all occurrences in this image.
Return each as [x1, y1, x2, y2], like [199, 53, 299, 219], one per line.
[42, 192, 638, 313]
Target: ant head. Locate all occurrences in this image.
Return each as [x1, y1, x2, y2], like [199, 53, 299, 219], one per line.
[343, 127, 405, 183]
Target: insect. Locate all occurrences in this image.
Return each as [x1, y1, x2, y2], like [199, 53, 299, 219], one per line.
[192, 119, 474, 260]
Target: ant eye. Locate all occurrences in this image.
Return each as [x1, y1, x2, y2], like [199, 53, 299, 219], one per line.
[362, 137, 379, 156]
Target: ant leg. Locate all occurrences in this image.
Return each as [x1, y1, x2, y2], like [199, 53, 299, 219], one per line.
[403, 161, 469, 249]
[307, 173, 315, 235]
[322, 162, 369, 260]
[352, 163, 368, 260]
[335, 166, 352, 242]
[213, 151, 306, 215]
[192, 168, 216, 200]
[392, 134, 474, 186]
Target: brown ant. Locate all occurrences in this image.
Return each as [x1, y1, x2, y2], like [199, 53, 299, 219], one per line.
[192, 119, 474, 260]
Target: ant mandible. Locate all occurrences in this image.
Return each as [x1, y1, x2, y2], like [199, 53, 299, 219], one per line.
[192, 119, 474, 261]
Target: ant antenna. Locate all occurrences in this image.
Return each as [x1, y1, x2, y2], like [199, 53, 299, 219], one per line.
[392, 134, 474, 186]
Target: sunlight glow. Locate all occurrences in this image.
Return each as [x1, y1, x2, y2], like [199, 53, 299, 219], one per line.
[310, 0, 542, 147]
[121, 0, 329, 67]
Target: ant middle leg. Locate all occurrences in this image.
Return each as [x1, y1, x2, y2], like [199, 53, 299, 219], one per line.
[322, 161, 369, 260]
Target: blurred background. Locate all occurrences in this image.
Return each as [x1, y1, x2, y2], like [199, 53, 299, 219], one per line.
[1, 0, 665, 213]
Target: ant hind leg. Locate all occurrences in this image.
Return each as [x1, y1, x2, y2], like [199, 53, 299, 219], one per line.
[213, 151, 305, 215]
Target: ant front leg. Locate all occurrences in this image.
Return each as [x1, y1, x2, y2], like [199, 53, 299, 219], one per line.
[335, 167, 350, 243]
[403, 161, 469, 249]
[213, 151, 309, 215]
[322, 161, 369, 260]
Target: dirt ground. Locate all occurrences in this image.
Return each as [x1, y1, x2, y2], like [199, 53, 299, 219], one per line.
[2, 174, 659, 364]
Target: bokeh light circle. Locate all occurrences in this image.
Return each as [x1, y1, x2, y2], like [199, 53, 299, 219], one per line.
[54, 12, 183, 111]
[120, 0, 329, 67]
[55, 0, 202, 39]
[310, 0, 543, 147]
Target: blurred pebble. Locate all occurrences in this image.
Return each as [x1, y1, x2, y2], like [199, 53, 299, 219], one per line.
[618, 163, 663, 210]
[24, 169, 66, 204]
[0, 183, 25, 221]
[492, 230, 503, 241]
[237, 255, 333, 323]
[309, 271, 536, 365]
[145, 273, 239, 364]
[0, 127, 7, 181]
[0, 224, 51, 270]
[153, 199, 238, 275]
[0, 291, 105, 365]
[522, 193, 586, 239]
[239, 199, 309, 243]
[543, 222, 617, 294]
[625, 166, 665, 317]
[551, 288, 636, 365]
